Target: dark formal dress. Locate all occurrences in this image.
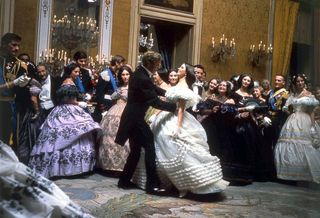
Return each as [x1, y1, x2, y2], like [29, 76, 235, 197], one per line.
[115, 65, 176, 189]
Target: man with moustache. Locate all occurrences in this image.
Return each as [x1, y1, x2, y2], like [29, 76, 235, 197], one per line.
[0, 33, 30, 146]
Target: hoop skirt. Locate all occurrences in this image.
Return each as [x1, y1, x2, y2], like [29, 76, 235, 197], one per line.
[98, 87, 130, 171]
[29, 85, 101, 178]
[133, 86, 228, 195]
[275, 95, 320, 183]
[0, 141, 93, 217]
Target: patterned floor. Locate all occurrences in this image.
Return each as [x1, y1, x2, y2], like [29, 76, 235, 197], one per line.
[54, 172, 320, 218]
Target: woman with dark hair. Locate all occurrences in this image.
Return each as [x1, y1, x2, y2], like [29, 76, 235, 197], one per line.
[133, 63, 228, 197]
[168, 69, 179, 87]
[204, 78, 220, 99]
[28, 63, 101, 178]
[197, 80, 236, 150]
[152, 68, 170, 90]
[230, 73, 269, 183]
[275, 74, 320, 184]
[98, 66, 132, 171]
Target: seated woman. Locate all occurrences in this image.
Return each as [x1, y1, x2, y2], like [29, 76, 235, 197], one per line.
[275, 74, 320, 184]
[28, 63, 101, 178]
[0, 141, 93, 217]
[98, 66, 132, 171]
[133, 63, 229, 197]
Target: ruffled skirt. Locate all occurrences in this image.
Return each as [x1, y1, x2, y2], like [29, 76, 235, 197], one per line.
[133, 110, 229, 195]
[29, 104, 101, 178]
[275, 112, 320, 183]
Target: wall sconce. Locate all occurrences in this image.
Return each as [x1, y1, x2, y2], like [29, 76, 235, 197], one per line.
[248, 41, 273, 67]
[211, 34, 236, 63]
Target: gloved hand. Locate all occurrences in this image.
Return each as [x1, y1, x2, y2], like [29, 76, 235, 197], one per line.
[148, 114, 157, 124]
[84, 93, 92, 101]
[100, 70, 110, 81]
[171, 127, 181, 139]
[111, 91, 121, 100]
[192, 105, 199, 112]
[78, 101, 88, 108]
[262, 116, 272, 126]
[244, 105, 256, 112]
[13, 74, 31, 87]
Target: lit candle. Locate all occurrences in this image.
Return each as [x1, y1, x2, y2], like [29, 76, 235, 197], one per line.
[263, 44, 266, 51]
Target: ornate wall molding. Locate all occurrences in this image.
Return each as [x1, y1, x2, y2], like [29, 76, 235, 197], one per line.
[0, 0, 15, 37]
[41, 0, 49, 18]
[36, 0, 113, 62]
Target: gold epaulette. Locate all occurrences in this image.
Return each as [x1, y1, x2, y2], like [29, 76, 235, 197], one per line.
[15, 58, 27, 74]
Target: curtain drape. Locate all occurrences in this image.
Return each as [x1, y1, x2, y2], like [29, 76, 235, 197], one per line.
[272, 0, 300, 80]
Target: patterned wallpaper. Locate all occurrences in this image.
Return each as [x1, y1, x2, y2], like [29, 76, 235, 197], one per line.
[201, 0, 270, 82]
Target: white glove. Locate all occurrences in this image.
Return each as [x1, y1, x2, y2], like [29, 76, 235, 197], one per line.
[244, 105, 256, 112]
[78, 101, 88, 108]
[111, 91, 121, 100]
[171, 127, 181, 139]
[148, 114, 157, 124]
[84, 93, 92, 101]
[13, 74, 31, 87]
[262, 116, 272, 126]
[192, 105, 199, 112]
[100, 70, 110, 81]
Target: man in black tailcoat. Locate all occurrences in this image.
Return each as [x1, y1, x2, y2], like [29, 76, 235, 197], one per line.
[115, 51, 176, 194]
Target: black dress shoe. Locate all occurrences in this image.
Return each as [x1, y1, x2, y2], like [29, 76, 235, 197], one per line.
[117, 180, 137, 189]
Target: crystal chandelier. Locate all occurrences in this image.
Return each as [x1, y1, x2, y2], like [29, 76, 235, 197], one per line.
[51, 7, 99, 53]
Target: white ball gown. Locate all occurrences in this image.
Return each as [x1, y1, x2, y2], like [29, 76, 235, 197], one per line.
[275, 94, 320, 183]
[0, 141, 92, 217]
[132, 86, 229, 196]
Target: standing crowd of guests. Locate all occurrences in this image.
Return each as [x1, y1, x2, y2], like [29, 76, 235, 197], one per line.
[1, 32, 320, 216]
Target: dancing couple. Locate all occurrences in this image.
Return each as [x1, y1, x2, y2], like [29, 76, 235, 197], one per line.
[115, 51, 228, 196]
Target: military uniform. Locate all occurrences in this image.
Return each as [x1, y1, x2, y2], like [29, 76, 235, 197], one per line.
[0, 54, 27, 145]
[267, 88, 289, 147]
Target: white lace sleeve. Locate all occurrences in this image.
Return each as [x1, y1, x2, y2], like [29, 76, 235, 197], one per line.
[298, 96, 320, 106]
[166, 86, 202, 108]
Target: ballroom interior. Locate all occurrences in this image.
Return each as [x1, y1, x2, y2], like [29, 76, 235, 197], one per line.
[1, 1, 320, 217]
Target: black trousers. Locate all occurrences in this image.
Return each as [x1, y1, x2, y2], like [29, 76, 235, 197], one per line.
[120, 121, 158, 189]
